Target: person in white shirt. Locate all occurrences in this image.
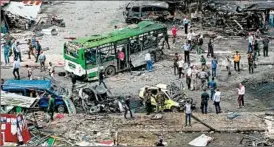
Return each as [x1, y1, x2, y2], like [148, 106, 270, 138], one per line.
[190, 66, 198, 91]
[12, 58, 20, 80]
[186, 65, 192, 90]
[237, 83, 245, 108]
[145, 52, 152, 72]
[177, 57, 184, 78]
[15, 42, 22, 62]
[213, 89, 221, 114]
[247, 33, 253, 53]
[187, 30, 193, 43]
[185, 100, 192, 127]
[48, 62, 56, 80]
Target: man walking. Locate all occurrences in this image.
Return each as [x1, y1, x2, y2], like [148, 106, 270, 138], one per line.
[197, 34, 204, 55]
[208, 77, 217, 101]
[173, 53, 179, 75]
[48, 62, 55, 79]
[13, 58, 20, 80]
[183, 17, 189, 34]
[144, 87, 152, 115]
[185, 100, 192, 127]
[2, 42, 10, 65]
[200, 55, 206, 69]
[99, 69, 107, 88]
[253, 39, 260, 57]
[27, 39, 35, 59]
[26, 65, 33, 80]
[47, 95, 55, 121]
[38, 51, 46, 71]
[248, 53, 254, 74]
[171, 25, 177, 44]
[35, 40, 42, 63]
[225, 56, 232, 75]
[183, 41, 191, 63]
[263, 37, 269, 57]
[211, 57, 218, 77]
[237, 83, 245, 108]
[190, 66, 198, 91]
[201, 89, 209, 114]
[124, 96, 134, 119]
[213, 89, 221, 114]
[233, 51, 241, 72]
[207, 39, 214, 58]
[177, 56, 184, 78]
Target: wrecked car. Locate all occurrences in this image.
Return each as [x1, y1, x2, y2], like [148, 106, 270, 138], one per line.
[138, 84, 195, 112]
[123, 2, 172, 24]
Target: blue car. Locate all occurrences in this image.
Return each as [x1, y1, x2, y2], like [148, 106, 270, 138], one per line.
[2, 80, 67, 113]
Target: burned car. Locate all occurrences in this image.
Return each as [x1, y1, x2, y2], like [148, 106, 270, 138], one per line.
[123, 2, 172, 24]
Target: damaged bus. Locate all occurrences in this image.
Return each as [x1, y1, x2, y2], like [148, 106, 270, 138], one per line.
[63, 21, 168, 81]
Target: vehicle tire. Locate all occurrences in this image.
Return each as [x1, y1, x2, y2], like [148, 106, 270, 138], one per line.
[57, 105, 66, 113]
[105, 66, 116, 77]
[131, 18, 139, 24]
[58, 72, 66, 76]
[171, 106, 179, 113]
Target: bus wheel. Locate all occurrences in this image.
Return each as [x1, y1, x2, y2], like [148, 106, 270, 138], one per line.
[105, 66, 116, 77]
[57, 105, 66, 113]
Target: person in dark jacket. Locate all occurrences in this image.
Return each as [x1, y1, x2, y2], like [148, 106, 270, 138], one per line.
[263, 37, 270, 57]
[99, 69, 107, 88]
[47, 95, 55, 121]
[35, 40, 42, 63]
[124, 96, 133, 119]
[200, 89, 209, 114]
[173, 53, 179, 75]
[248, 53, 254, 74]
[207, 39, 214, 58]
[71, 74, 77, 91]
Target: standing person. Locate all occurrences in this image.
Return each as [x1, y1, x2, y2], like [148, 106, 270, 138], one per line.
[186, 66, 192, 90]
[201, 89, 209, 114]
[183, 17, 189, 34]
[12, 58, 20, 80]
[38, 51, 46, 72]
[47, 95, 55, 121]
[35, 40, 42, 63]
[225, 56, 232, 75]
[200, 55, 206, 69]
[15, 42, 22, 62]
[48, 62, 55, 79]
[144, 87, 152, 115]
[253, 39, 260, 57]
[233, 51, 241, 72]
[213, 89, 221, 114]
[2, 42, 10, 65]
[211, 57, 218, 77]
[164, 33, 170, 49]
[183, 41, 191, 63]
[27, 39, 35, 59]
[124, 96, 133, 119]
[173, 53, 179, 75]
[185, 100, 192, 127]
[187, 30, 193, 44]
[31, 35, 36, 48]
[99, 69, 107, 88]
[117, 49, 125, 69]
[208, 77, 217, 101]
[237, 83, 245, 108]
[207, 38, 214, 58]
[199, 69, 208, 90]
[190, 66, 198, 91]
[177, 56, 184, 79]
[11, 39, 17, 60]
[263, 37, 269, 57]
[26, 65, 33, 80]
[247, 33, 254, 53]
[145, 52, 152, 72]
[248, 53, 254, 74]
[171, 25, 177, 44]
[155, 88, 165, 113]
[197, 34, 203, 55]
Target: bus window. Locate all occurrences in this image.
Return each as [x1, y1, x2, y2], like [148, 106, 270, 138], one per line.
[98, 44, 115, 63]
[85, 49, 96, 65]
[65, 42, 79, 58]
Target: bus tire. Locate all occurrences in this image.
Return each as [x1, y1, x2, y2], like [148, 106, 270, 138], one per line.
[105, 66, 116, 77]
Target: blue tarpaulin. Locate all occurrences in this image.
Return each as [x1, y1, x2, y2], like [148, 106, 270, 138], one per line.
[3, 80, 51, 91]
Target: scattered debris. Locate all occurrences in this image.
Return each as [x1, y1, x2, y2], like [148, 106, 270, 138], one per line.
[188, 134, 213, 146]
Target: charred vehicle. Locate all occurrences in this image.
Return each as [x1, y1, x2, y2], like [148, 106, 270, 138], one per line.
[123, 2, 172, 24]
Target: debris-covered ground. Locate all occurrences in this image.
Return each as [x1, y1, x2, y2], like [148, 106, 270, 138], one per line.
[1, 0, 274, 146]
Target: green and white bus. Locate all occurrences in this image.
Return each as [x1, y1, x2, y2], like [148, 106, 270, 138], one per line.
[63, 21, 168, 81]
